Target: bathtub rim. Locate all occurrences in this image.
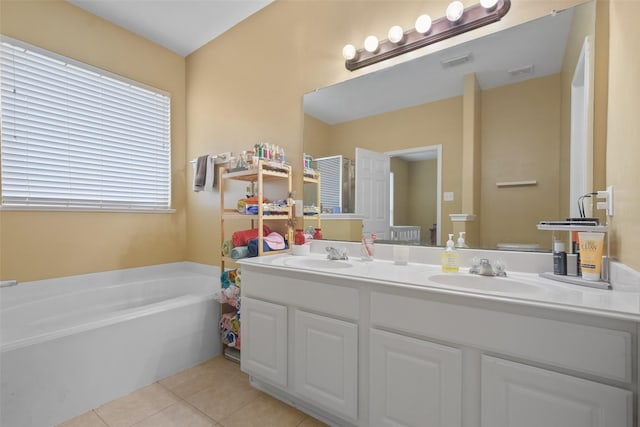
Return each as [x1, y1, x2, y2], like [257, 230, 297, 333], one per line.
[0, 262, 220, 353]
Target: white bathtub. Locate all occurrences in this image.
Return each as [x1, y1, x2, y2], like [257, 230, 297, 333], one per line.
[0, 262, 221, 427]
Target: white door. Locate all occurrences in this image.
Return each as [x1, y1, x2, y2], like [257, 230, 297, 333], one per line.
[355, 147, 390, 240]
[482, 355, 631, 427]
[370, 329, 462, 427]
[570, 36, 594, 218]
[240, 297, 287, 387]
[294, 309, 358, 421]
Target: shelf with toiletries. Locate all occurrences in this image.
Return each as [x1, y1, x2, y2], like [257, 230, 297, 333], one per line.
[220, 159, 293, 272]
[536, 222, 610, 290]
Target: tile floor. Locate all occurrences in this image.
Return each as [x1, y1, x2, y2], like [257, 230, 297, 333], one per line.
[57, 355, 328, 427]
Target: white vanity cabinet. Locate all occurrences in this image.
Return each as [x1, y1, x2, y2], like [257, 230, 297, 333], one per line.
[239, 258, 636, 427]
[239, 268, 360, 424]
[369, 328, 462, 427]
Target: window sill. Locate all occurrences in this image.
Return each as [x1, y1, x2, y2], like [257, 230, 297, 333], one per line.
[0, 206, 176, 214]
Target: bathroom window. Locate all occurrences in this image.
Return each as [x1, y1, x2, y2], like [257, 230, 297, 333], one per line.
[0, 36, 171, 211]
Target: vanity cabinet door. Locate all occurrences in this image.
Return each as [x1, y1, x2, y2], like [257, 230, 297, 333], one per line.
[240, 297, 287, 387]
[369, 329, 462, 427]
[293, 309, 358, 421]
[481, 355, 632, 427]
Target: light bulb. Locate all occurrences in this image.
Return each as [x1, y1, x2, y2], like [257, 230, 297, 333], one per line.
[415, 14, 433, 34]
[480, 0, 498, 10]
[342, 44, 357, 61]
[446, 1, 465, 22]
[388, 25, 404, 44]
[364, 35, 379, 53]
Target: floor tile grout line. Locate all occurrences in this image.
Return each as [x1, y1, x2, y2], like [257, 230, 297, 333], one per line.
[92, 409, 110, 427]
[155, 379, 224, 425]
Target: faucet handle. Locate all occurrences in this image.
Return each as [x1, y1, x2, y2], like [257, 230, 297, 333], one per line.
[469, 256, 481, 274]
[494, 258, 507, 277]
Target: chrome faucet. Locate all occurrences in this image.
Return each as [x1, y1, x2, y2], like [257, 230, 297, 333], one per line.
[326, 246, 349, 260]
[470, 258, 507, 277]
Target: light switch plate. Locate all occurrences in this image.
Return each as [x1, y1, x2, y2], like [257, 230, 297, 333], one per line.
[294, 199, 303, 216]
[444, 192, 454, 201]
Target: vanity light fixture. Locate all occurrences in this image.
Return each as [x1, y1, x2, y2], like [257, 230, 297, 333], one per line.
[446, 1, 465, 23]
[343, 0, 511, 71]
[388, 25, 405, 44]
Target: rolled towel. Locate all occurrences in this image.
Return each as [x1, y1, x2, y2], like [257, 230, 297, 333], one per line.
[220, 271, 232, 288]
[230, 246, 249, 260]
[232, 225, 271, 247]
[221, 240, 234, 257]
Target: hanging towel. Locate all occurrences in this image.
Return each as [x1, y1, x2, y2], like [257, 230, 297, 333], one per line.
[231, 225, 272, 247]
[193, 155, 208, 191]
[230, 246, 249, 260]
[204, 155, 215, 191]
[221, 240, 234, 257]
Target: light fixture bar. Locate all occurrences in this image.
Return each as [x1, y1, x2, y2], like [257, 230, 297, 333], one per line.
[345, 0, 511, 71]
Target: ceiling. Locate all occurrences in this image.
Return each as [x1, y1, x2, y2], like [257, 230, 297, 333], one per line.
[304, 7, 574, 125]
[66, 0, 274, 56]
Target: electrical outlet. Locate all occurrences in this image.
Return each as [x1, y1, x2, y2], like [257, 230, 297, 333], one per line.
[444, 192, 454, 202]
[596, 185, 614, 217]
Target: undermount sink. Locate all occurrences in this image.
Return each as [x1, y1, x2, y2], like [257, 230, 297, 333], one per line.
[283, 257, 353, 270]
[429, 274, 543, 294]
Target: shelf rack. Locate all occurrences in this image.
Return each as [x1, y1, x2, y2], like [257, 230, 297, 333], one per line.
[536, 223, 611, 290]
[219, 160, 293, 362]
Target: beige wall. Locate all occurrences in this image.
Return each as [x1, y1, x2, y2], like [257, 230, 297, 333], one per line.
[480, 74, 562, 250]
[326, 97, 463, 242]
[607, 0, 640, 271]
[0, 0, 187, 282]
[407, 160, 438, 244]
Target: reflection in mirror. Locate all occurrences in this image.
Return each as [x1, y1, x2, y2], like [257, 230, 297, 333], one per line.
[303, 1, 597, 251]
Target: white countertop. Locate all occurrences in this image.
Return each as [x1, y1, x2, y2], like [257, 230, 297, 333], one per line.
[239, 253, 640, 322]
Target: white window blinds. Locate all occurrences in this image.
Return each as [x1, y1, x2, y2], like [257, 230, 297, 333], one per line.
[0, 37, 171, 211]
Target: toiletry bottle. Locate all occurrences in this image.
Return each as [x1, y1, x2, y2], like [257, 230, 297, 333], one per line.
[456, 231, 467, 248]
[294, 229, 305, 245]
[553, 240, 567, 275]
[313, 228, 323, 240]
[441, 234, 459, 273]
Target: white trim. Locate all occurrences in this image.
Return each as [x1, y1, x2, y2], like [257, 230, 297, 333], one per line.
[449, 213, 477, 222]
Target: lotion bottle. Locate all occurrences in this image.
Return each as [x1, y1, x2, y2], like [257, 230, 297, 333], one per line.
[456, 231, 467, 248]
[441, 234, 459, 273]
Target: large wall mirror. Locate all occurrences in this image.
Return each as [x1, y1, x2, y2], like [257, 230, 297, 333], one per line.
[303, 0, 598, 251]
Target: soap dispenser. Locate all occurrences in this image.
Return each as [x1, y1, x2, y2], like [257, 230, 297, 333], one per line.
[441, 234, 460, 273]
[456, 232, 467, 248]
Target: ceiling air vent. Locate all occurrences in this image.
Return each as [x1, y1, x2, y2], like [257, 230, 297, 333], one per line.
[440, 52, 472, 68]
[508, 64, 535, 78]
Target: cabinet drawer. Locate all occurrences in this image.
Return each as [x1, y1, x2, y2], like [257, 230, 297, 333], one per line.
[243, 269, 358, 320]
[371, 292, 632, 382]
[482, 355, 632, 427]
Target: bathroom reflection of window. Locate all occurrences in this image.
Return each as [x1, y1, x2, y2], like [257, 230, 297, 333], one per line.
[0, 36, 171, 211]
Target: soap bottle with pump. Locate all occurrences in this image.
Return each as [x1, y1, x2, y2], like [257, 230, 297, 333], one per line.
[441, 234, 460, 273]
[456, 232, 467, 248]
